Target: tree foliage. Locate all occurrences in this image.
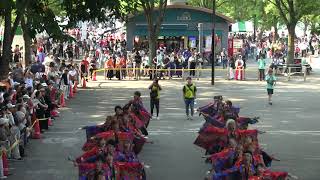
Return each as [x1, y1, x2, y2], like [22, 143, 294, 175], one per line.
[267, 0, 320, 63]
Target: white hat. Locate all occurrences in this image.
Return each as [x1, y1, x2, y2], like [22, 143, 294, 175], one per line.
[41, 83, 48, 87]
[23, 94, 30, 99]
[0, 118, 9, 125]
[6, 103, 15, 109]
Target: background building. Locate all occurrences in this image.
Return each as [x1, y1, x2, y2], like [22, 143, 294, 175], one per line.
[126, 0, 234, 53]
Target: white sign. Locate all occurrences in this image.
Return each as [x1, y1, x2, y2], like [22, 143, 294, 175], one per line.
[205, 36, 212, 52]
[177, 12, 191, 21]
[233, 39, 243, 49]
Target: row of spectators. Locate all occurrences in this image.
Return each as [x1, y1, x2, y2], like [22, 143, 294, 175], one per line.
[0, 55, 79, 178]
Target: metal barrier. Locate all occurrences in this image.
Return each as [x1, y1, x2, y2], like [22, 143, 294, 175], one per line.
[96, 65, 309, 82]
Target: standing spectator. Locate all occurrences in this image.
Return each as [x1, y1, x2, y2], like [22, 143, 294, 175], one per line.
[257, 54, 266, 81]
[80, 57, 89, 84]
[189, 53, 196, 77]
[182, 77, 197, 120]
[134, 51, 142, 80]
[12, 63, 24, 83]
[235, 56, 244, 80]
[228, 56, 235, 80]
[148, 79, 162, 120]
[24, 72, 34, 90]
[13, 45, 21, 63]
[60, 69, 70, 99]
[221, 48, 227, 69]
[33, 89, 48, 132]
[265, 69, 276, 105]
[37, 48, 46, 63]
[0, 117, 9, 179]
[5, 104, 22, 160]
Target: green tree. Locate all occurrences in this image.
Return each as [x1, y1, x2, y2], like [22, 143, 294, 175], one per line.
[21, 0, 69, 67]
[0, 0, 31, 80]
[137, 0, 167, 60]
[268, 0, 320, 64]
[0, 0, 124, 79]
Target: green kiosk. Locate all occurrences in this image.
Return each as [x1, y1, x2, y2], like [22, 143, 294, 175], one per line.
[126, 1, 234, 53]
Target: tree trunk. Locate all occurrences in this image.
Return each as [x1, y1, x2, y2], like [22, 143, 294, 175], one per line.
[21, 18, 32, 67]
[274, 22, 279, 41]
[287, 24, 296, 65]
[303, 21, 308, 37]
[148, 30, 157, 63]
[0, 9, 12, 80]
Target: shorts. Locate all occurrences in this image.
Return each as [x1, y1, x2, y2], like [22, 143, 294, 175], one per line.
[267, 89, 273, 95]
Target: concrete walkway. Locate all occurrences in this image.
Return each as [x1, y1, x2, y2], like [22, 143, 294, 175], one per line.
[9, 72, 320, 180]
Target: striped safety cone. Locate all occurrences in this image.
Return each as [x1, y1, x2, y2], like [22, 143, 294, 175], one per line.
[32, 119, 41, 139]
[92, 71, 97, 81]
[2, 151, 8, 176]
[69, 85, 74, 98]
[60, 93, 66, 107]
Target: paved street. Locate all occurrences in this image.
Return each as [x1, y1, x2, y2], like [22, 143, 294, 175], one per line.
[10, 71, 320, 180]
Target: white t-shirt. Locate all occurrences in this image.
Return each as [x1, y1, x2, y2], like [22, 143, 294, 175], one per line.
[25, 78, 33, 88]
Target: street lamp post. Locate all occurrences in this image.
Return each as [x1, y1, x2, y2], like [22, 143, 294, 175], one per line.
[211, 0, 216, 85]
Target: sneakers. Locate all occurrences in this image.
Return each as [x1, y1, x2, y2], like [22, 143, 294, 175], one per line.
[269, 101, 273, 105]
[8, 158, 23, 162]
[186, 115, 193, 120]
[156, 116, 160, 120]
[0, 176, 7, 179]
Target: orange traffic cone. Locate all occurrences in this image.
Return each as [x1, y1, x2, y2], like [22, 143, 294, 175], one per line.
[2, 151, 8, 176]
[51, 110, 59, 117]
[73, 81, 78, 93]
[92, 71, 97, 81]
[82, 77, 86, 88]
[48, 118, 53, 126]
[32, 119, 41, 139]
[69, 85, 74, 98]
[60, 93, 66, 107]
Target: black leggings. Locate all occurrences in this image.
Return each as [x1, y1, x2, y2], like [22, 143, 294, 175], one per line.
[190, 62, 196, 76]
[150, 98, 160, 117]
[259, 69, 265, 81]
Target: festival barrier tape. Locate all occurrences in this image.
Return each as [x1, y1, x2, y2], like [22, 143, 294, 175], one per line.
[0, 137, 20, 157]
[0, 117, 50, 157]
[30, 118, 49, 128]
[94, 67, 258, 72]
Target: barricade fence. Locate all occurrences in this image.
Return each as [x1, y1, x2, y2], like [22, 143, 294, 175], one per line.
[93, 65, 309, 82]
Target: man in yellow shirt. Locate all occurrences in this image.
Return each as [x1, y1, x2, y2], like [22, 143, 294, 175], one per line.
[183, 77, 197, 120]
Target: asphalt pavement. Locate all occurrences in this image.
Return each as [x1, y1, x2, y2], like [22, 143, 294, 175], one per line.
[9, 65, 320, 180]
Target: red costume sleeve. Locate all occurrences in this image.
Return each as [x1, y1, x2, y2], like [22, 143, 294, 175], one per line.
[237, 129, 258, 137]
[78, 163, 96, 173]
[194, 125, 228, 150]
[76, 147, 98, 163]
[270, 171, 288, 179]
[248, 176, 262, 180]
[116, 132, 134, 141]
[204, 125, 228, 135]
[209, 148, 234, 163]
[129, 112, 144, 128]
[253, 154, 263, 165]
[95, 131, 115, 139]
